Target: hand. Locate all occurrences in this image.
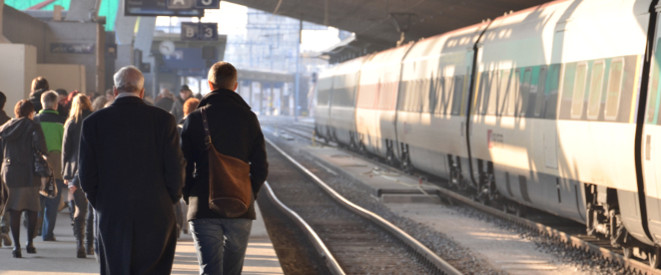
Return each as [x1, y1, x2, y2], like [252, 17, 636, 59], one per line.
[69, 185, 77, 193]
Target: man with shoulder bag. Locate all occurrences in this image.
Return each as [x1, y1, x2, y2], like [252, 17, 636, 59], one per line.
[181, 61, 268, 275]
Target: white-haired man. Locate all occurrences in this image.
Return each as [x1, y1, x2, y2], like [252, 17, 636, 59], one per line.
[79, 66, 185, 274]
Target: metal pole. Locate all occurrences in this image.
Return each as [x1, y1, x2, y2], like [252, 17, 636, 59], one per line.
[294, 19, 302, 120]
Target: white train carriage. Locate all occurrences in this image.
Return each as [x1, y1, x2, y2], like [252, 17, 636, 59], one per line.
[328, 57, 366, 147]
[355, 44, 413, 158]
[396, 23, 487, 177]
[314, 66, 336, 140]
[472, 0, 653, 249]
[314, 0, 661, 267]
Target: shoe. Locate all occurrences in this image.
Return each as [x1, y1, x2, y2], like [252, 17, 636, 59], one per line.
[43, 236, 56, 241]
[86, 243, 94, 256]
[1, 233, 11, 247]
[26, 243, 36, 254]
[12, 248, 21, 258]
[76, 248, 86, 258]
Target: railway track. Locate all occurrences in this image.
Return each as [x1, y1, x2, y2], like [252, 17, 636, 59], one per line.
[263, 116, 660, 274]
[262, 134, 462, 274]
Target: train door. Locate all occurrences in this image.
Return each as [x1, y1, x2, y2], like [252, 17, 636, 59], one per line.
[643, 33, 661, 243]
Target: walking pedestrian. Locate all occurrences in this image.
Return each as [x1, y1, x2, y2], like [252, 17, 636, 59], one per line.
[62, 94, 94, 258]
[28, 76, 49, 113]
[0, 100, 48, 258]
[181, 61, 268, 275]
[34, 90, 66, 242]
[0, 91, 13, 248]
[79, 66, 185, 274]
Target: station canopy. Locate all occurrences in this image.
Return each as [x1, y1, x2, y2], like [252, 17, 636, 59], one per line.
[223, 0, 552, 47]
[5, 0, 551, 47]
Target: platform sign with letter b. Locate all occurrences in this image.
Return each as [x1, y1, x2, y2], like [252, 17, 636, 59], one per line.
[181, 23, 218, 41]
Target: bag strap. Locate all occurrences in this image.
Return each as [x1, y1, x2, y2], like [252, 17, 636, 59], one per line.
[200, 108, 213, 149]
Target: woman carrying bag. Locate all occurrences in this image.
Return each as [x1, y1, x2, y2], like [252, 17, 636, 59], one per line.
[0, 100, 48, 258]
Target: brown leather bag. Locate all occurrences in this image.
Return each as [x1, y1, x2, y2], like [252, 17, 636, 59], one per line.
[201, 108, 252, 218]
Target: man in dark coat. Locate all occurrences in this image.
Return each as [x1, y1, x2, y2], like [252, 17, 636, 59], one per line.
[79, 65, 185, 274]
[181, 61, 268, 274]
[28, 76, 49, 113]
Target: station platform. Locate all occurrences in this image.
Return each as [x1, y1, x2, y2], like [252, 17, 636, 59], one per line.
[0, 202, 283, 275]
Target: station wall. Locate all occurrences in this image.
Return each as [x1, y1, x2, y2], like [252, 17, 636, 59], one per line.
[3, 5, 104, 95]
[0, 44, 37, 114]
[37, 64, 86, 95]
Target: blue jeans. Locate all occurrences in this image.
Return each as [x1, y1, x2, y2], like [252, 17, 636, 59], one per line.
[189, 218, 253, 275]
[39, 179, 65, 240]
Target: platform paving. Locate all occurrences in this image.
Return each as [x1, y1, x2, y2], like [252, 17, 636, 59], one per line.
[0, 202, 282, 275]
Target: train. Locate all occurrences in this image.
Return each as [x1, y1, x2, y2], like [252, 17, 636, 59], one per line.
[314, 0, 661, 268]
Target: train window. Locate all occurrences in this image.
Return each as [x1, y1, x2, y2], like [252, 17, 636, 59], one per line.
[451, 76, 464, 115]
[428, 76, 437, 114]
[497, 70, 509, 116]
[477, 71, 490, 115]
[379, 79, 395, 110]
[587, 61, 605, 120]
[500, 69, 517, 116]
[559, 63, 576, 119]
[544, 64, 561, 119]
[570, 62, 588, 119]
[519, 68, 532, 117]
[533, 66, 547, 118]
[397, 80, 407, 111]
[488, 71, 499, 115]
[433, 76, 444, 115]
[403, 79, 413, 112]
[317, 88, 329, 106]
[440, 76, 453, 115]
[605, 58, 624, 121]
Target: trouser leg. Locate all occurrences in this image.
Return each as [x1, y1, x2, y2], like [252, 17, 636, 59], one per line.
[190, 219, 224, 275]
[41, 179, 64, 240]
[85, 201, 95, 255]
[221, 219, 252, 275]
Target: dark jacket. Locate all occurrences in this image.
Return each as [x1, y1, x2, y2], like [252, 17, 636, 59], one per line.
[0, 110, 10, 126]
[181, 88, 268, 221]
[29, 89, 47, 113]
[61, 110, 92, 187]
[0, 118, 47, 188]
[79, 96, 185, 274]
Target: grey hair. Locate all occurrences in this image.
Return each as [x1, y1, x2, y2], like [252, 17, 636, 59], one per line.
[113, 66, 144, 94]
[40, 90, 59, 110]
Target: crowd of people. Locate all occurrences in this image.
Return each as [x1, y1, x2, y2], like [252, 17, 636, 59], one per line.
[0, 60, 268, 275]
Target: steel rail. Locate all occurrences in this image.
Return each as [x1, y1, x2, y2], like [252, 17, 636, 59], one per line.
[266, 138, 464, 275]
[262, 181, 345, 275]
[275, 123, 658, 274]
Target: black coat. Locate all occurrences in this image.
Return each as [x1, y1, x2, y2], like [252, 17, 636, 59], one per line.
[0, 118, 47, 188]
[181, 88, 268, 220]
[79, 96, 185, 275]
[61, 110, 91, 187]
